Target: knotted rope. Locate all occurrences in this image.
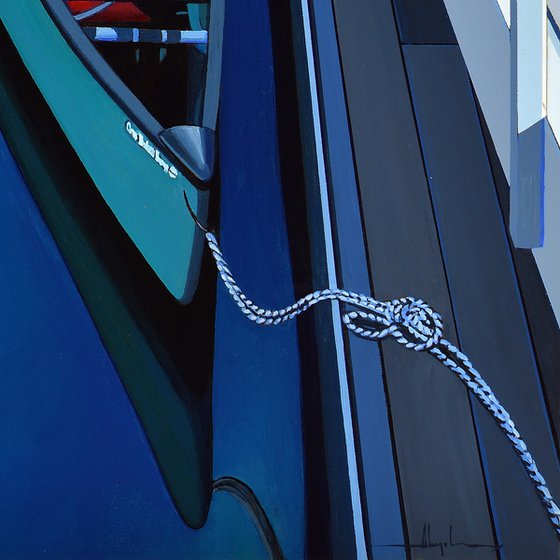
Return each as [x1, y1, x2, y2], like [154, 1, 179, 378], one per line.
[205, 230, 560, 539]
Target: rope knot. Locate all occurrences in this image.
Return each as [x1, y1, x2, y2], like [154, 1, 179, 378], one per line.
[387, 297, 443, 352]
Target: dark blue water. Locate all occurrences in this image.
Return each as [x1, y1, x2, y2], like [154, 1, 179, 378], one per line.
[0, 0, 304, 557]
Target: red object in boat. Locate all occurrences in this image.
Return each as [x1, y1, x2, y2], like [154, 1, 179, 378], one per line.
[66, 1, 150, 23]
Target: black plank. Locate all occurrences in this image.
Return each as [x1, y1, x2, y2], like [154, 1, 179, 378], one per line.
[392, 0, 457, 44]
[332, 1, 497, 557]
[403, 44, 560, 558]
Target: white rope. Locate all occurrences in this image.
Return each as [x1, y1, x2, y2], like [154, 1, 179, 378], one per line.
[205, 230, 560, 539]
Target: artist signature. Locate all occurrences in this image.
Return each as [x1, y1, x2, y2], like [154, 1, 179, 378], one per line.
[377, 523, 502, 557]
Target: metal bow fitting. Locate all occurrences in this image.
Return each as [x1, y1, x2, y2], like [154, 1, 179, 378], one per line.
[205, 230, 560, 539]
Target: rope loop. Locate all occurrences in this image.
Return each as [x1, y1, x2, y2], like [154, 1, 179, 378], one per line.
[387, 297, 443, 352]
[343, 309, 396, 341]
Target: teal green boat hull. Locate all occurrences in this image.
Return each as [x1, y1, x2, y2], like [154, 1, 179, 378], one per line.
[0, 1, 208, 302]
[0, 7, 213, 528]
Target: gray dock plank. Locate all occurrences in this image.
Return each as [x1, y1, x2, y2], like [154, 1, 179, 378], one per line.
[332, 1, 497, 556]
[403, 43, 560, 558]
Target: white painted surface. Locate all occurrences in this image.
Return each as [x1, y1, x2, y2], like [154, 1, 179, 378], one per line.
[497, 0, 511, 27]
[517, 0, 547, 133]
[548, 21, 560, 145]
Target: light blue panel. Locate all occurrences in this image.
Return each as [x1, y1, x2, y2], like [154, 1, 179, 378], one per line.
[443, 0, 512, 181]
[548, 19, 560, 146]
[509, 0, 547, 247]
[533, 121, 560, 325]
[517, 0, 546, 133]
[512, 118, 546, 247]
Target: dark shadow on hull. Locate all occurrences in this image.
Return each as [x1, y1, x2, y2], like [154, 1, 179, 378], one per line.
[0, 23, 218, 528]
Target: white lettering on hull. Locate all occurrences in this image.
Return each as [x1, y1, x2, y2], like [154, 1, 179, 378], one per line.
[125, 121, 178, 179]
